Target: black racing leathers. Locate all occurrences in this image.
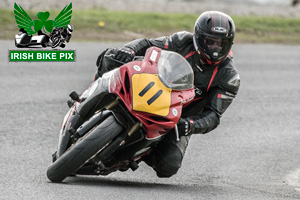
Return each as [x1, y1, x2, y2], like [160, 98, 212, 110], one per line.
[96, 31, 240, 135]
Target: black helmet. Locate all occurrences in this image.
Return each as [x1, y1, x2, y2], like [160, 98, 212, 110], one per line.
[193, 11, 235, 66]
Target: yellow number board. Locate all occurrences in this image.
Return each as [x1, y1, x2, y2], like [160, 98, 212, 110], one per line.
[132, 73, 172, 116]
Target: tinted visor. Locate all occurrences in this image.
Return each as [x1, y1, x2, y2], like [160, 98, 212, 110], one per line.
[197, 34, 233, 63]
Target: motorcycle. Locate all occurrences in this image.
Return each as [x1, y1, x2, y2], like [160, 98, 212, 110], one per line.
[46, 47, 195, 182]
[15, 29, 49, 48]
[49, 25, 73, 48]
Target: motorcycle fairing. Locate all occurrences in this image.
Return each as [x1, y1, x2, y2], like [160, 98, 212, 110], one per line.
[132, 73, 172, 116]
[110, 47, 195, 140]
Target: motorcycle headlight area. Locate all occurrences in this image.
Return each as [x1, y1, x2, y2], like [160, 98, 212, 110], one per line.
[81, 81, 99, 99]
[80, 69, 119, 100]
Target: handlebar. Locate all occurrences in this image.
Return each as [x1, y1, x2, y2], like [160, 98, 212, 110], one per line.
[104, 54, 126, 65]
[104, 54, 144, 65]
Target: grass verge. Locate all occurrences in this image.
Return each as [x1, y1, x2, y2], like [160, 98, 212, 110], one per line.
[1, 7, 300, 44]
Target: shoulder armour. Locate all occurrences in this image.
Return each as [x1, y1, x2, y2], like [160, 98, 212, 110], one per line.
[219, 61, 240, 95]
[149, 36, 167, 49]
[149, 31, 193, 50]
[170, 31, 193, 49]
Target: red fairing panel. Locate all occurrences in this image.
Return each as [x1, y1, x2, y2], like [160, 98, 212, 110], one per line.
[110, 47, 195, 139]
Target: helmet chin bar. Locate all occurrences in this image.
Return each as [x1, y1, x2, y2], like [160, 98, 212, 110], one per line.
[212, 51, 219, 58]
[199, 48, 225, 66]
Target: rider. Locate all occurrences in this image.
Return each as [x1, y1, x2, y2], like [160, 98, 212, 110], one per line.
[95, 11, 240, 177]
[51, 24, 74, 47]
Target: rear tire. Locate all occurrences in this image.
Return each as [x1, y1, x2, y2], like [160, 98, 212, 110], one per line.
[46, 115, 123, 183]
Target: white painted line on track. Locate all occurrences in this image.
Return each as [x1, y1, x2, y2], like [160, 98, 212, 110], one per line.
[286, 168, 300, 192]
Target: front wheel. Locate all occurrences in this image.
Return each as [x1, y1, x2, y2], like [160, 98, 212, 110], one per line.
[51, 37, 61, 48]
[46, 115, 123, 183]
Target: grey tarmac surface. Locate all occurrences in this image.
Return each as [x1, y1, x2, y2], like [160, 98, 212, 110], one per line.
[1, 40, 300, 200]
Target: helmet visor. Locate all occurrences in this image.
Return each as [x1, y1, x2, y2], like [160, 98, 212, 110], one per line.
[197, 34, 233, 62]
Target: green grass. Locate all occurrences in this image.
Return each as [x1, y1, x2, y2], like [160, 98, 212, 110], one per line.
[233, 16, 300, 44]
[1, 7, 300, 44]
[73, 9, 196, 31]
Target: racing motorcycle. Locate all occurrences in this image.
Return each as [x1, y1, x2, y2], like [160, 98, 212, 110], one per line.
[46, 47, 195, 182]
[15, 29, 49, 48]
[49, 25, 73, 48]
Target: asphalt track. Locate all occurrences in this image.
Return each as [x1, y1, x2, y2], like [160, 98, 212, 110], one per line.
[1, 40, 300, 200]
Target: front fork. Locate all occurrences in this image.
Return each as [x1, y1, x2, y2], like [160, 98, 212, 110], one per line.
[55, 96, 129, 160]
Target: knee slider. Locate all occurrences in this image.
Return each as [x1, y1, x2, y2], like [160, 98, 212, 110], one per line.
[152, 153, 182, 178]
[154, 160, 179, 178]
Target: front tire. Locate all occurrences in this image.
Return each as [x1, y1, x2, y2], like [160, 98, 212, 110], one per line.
[51, 37, 61, 48]
[46, 115, 123, 183]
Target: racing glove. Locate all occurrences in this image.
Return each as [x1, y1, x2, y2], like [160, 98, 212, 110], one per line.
[177, 118, 195, 136]
[114, 47, 135, 63]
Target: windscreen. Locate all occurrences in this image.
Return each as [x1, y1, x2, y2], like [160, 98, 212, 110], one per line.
[157, 50, 194, 90]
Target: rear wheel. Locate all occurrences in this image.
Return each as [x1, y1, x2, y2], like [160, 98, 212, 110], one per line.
[46, 115, 123, 183]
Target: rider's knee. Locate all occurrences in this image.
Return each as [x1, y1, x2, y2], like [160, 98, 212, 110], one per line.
[152, 146, 183, 178]
[154, 159, 180, 178]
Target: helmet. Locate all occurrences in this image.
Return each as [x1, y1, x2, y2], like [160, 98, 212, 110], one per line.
[67, 24, 74, 34]
[193, 11, 235, 66]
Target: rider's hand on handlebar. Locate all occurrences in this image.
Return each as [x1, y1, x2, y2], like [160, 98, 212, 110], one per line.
[177, 118, 195, 136]
[114, 47, 135, 63]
